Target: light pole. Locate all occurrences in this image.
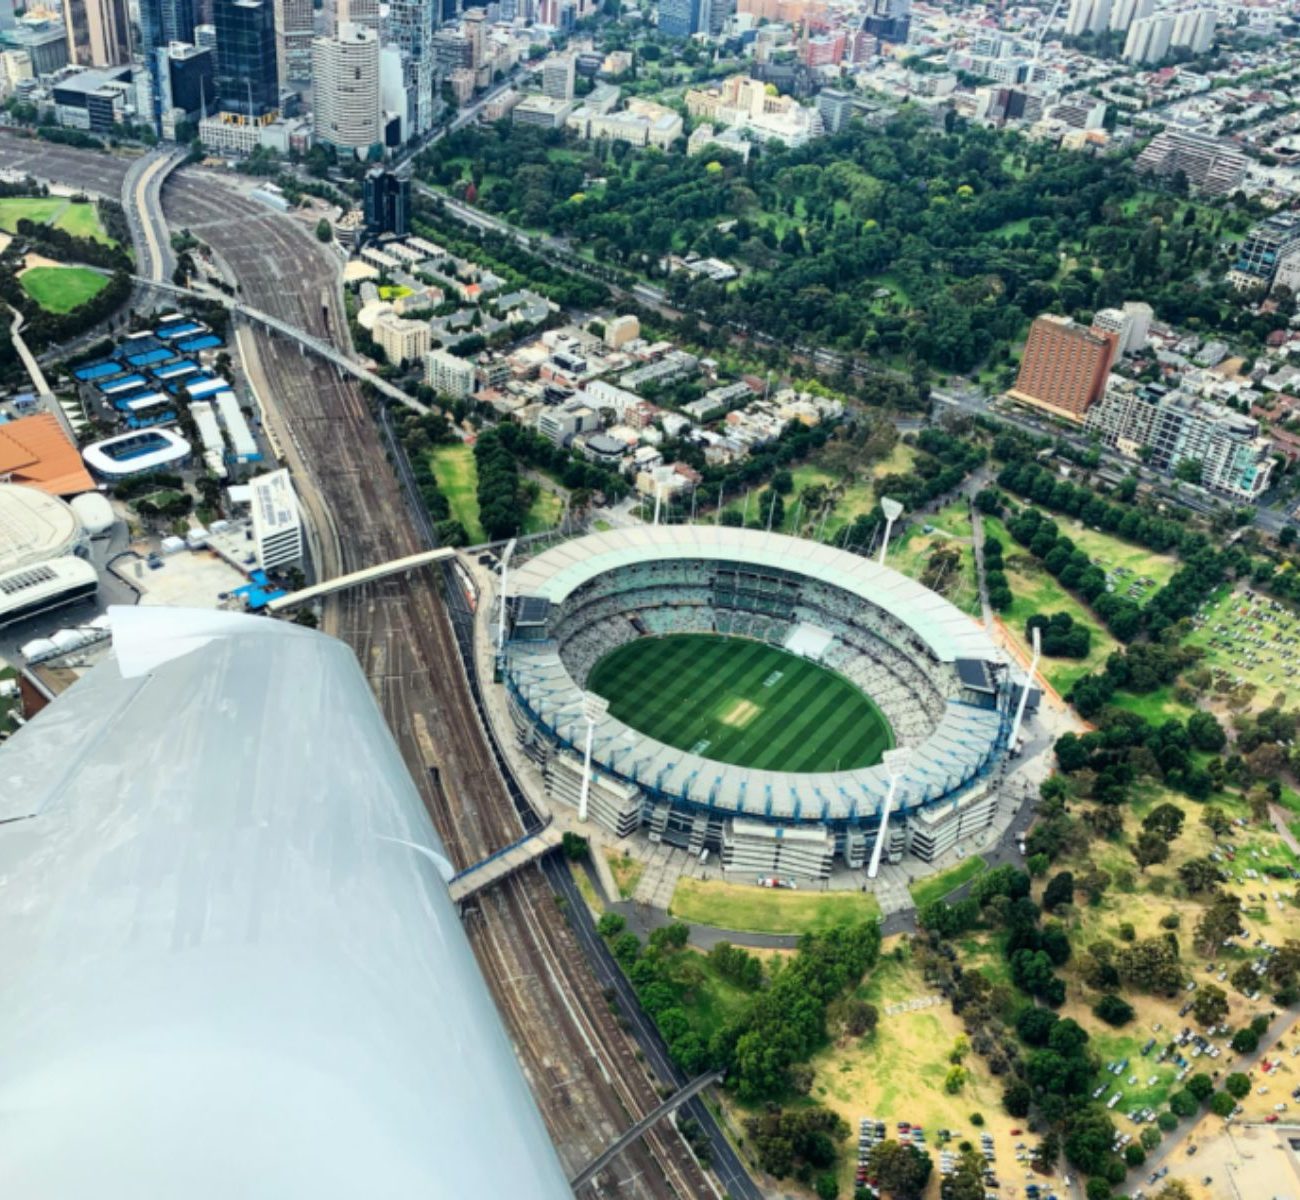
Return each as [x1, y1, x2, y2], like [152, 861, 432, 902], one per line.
[1008, 625, 1042, 753]
[496, 536, 517, 661]
[653, 478, 663, 526]
[867, 747, 912, 880]
[878, 496, 904, 566]
[578, 692, 610, 824]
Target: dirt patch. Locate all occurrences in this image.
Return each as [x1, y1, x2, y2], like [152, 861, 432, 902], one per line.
[20, 252, 62, 273]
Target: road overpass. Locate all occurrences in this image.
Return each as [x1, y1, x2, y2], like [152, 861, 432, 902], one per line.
[266, 548, 457, 611]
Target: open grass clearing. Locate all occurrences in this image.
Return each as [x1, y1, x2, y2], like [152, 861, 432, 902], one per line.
[54, 200, 113, 243]
[429, 443, 484, 543]
[523, 487, 563, 534]
[19, 264, 108, 313]
[909, 855, 988, 910]
[1182, 585, 1300, 710]
[810, 947, 1035, 1197]
[669, 877, 880, 936]
[604, 848, 644, 900]
[0, 196, 114, 245]
[983, 514, 1117, 695]
[890, 500, 982, 618]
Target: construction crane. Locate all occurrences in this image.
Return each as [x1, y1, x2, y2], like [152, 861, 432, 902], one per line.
[1034, 0, 1065, 62]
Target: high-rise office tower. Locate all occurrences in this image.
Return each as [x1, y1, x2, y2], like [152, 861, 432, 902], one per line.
[213, 0, 278, 117]
[462, 6, 486, 67]
[441, 0, 460, 24]
[139, 0, 197, 54]
[322, 0, 380, 35]
[658, 0, 703, 37]
[364, 165, 410, 236]
[384, 0, 433, 135]
[1008, 315, 1117, 423]
[312, 22, 380, 153]
[540, 52, 574, 100]
[861, 0, 910, 43]
[273, 0, 313, 82]
[63, 0, 131, 66]
[705, 0, 734, 36]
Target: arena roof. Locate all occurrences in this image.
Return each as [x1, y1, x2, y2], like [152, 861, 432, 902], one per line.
[0, 608, 572, 1197]
[0, 483, 83, 574]
[510, 525, 998, 664]
[0, 413, 95, 496]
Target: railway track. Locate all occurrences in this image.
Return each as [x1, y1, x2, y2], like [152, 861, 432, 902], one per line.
[152, 168, 718, 1197]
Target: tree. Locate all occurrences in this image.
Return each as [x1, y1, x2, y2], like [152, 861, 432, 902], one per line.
[867, 1141, 932, 1199]
[597, 912, 625, 937]
[1093, 994, 1134, 1026]
[1179, 857, 1221, 894]
[1169, 1089, 1199, 1117]
[561, 832, 589, 861]
[314, 218, 332, 243]
[1187, 1073, 1215, 1102]
[1191, 984, 1228, 1028]
[1195, 892, 1244, 955]
[1043, 871, 1075, 912]
[1188, 712, 1226, 752]
[1133, 830, 1170, 871]
[1224, 1072, 1251, 1099]
[1231, 1027, 1259, 1054]
[1142, 803, 1185, 841]
[1210, 1091, 1238, 1117]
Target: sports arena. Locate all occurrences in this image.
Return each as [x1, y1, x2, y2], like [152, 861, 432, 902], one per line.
[503, 526, 1016, 880]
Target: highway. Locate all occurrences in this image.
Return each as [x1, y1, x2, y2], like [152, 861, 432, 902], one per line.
[84, 142, 723, 1198]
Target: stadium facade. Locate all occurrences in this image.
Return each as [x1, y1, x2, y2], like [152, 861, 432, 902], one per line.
[503, 527, 1014, 880]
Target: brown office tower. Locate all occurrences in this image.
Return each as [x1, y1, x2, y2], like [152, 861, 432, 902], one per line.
[63, 0, 132, 66]
[1008, 315, 1117, 423]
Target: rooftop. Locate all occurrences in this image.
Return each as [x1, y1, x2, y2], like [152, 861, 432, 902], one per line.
[0, 413, 95, 497]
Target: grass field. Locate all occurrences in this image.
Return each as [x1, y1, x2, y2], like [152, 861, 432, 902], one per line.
[889, 500, 982, 617]
[670, 877, 880, 935]
[523, 487, 563, 534]
[909, 855, 987, 910]
[0, 196, 114, 244]
[19, 265, 107, 313]
[588, 633, 894, 772]
[430, 443, 484, 543]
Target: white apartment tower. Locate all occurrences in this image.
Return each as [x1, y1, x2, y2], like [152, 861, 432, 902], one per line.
[1065, 0, 1092, 35]
[274, 0, 315, 81]
[1109, 0, 1152, 32]
[1123, 13, 1174, 63]
[312, 22, 381, 154]
[1171, 6, 1215, 53]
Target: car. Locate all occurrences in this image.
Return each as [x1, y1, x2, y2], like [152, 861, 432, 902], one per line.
[1267, 1113, 1280, 1124]
[1187, 1145, 1197, 1156]
[1010, 1129, 1022, 1137]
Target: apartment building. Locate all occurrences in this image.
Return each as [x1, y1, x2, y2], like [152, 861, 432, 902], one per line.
[1231, 213, 1300, 290]
[425, 349, 476, 399]
[1007, 315, 1117, 423]
[373, 311, 431, 365]
[1085, 378, 1276, 500]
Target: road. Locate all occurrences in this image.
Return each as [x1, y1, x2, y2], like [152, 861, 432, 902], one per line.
[116, 146, 727, 1198]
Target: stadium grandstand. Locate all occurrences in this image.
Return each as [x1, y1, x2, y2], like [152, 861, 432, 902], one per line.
[503, 527, 1011, 880]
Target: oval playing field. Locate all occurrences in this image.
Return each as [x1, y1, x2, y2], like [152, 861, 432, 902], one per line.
[586, 633, 894, 773]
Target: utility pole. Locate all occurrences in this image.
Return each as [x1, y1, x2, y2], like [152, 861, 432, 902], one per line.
[867, 747, 912, 880]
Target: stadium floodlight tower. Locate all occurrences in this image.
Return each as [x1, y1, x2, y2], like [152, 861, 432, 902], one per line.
[496, 537, 518, 660]
[867, 746, 912, 880]
[1008, 624, 1042, 752]
[577, 692, 611, 823]
[878, 496, 904, 566]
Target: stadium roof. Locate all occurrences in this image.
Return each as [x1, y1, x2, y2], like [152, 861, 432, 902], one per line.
[0, 483, 83, 574]
[0, 608, 571, 1198]
[510, 525, 998, 663]
[0, 413, 95, 496]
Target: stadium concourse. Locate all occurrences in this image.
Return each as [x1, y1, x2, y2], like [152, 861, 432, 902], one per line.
[501, 526, 1021, 883]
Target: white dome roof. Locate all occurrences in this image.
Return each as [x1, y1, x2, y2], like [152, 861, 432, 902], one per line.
[0, 484, 83, 574]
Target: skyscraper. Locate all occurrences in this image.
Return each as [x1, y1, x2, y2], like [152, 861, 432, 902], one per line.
[658, 0, 703, 38]
[273, 0, 314, 82]
[139, 0, 196, 126]
[1109, 0, 1152, 34]
[364, 165, 411, 236]
[862, 0, 910, 44]
[384, 0, 433, 135]
[213, 0, 278, 118]
[540, 52, 574, 100]
[312, 22, 381, 154]
[62, 0, 131, 66]
[1123, 13, 1174, 63]
[1008, 315, 1117, 423]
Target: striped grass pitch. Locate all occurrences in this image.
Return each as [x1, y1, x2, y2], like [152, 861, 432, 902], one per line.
[586, 633, 894, 773]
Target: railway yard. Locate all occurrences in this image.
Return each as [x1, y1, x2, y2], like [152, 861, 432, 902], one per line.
[0, 134, 730, 1199]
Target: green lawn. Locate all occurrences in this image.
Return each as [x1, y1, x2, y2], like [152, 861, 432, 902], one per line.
[430, 443, 484, 543]
[588, 633, 894, 772]
[1181, 586, 1300, 707]
[0, 196, 114, 244]
[888, 501, 982, 618]
[54, 199, 113, 243]
[523, 487, 563, 534]
[19, 266, 107, 313]
[983, 514, 1118, 694]
[909, 855, 987, 909]
[0, 196, 66, 231]
[670, 877, 880, 935]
